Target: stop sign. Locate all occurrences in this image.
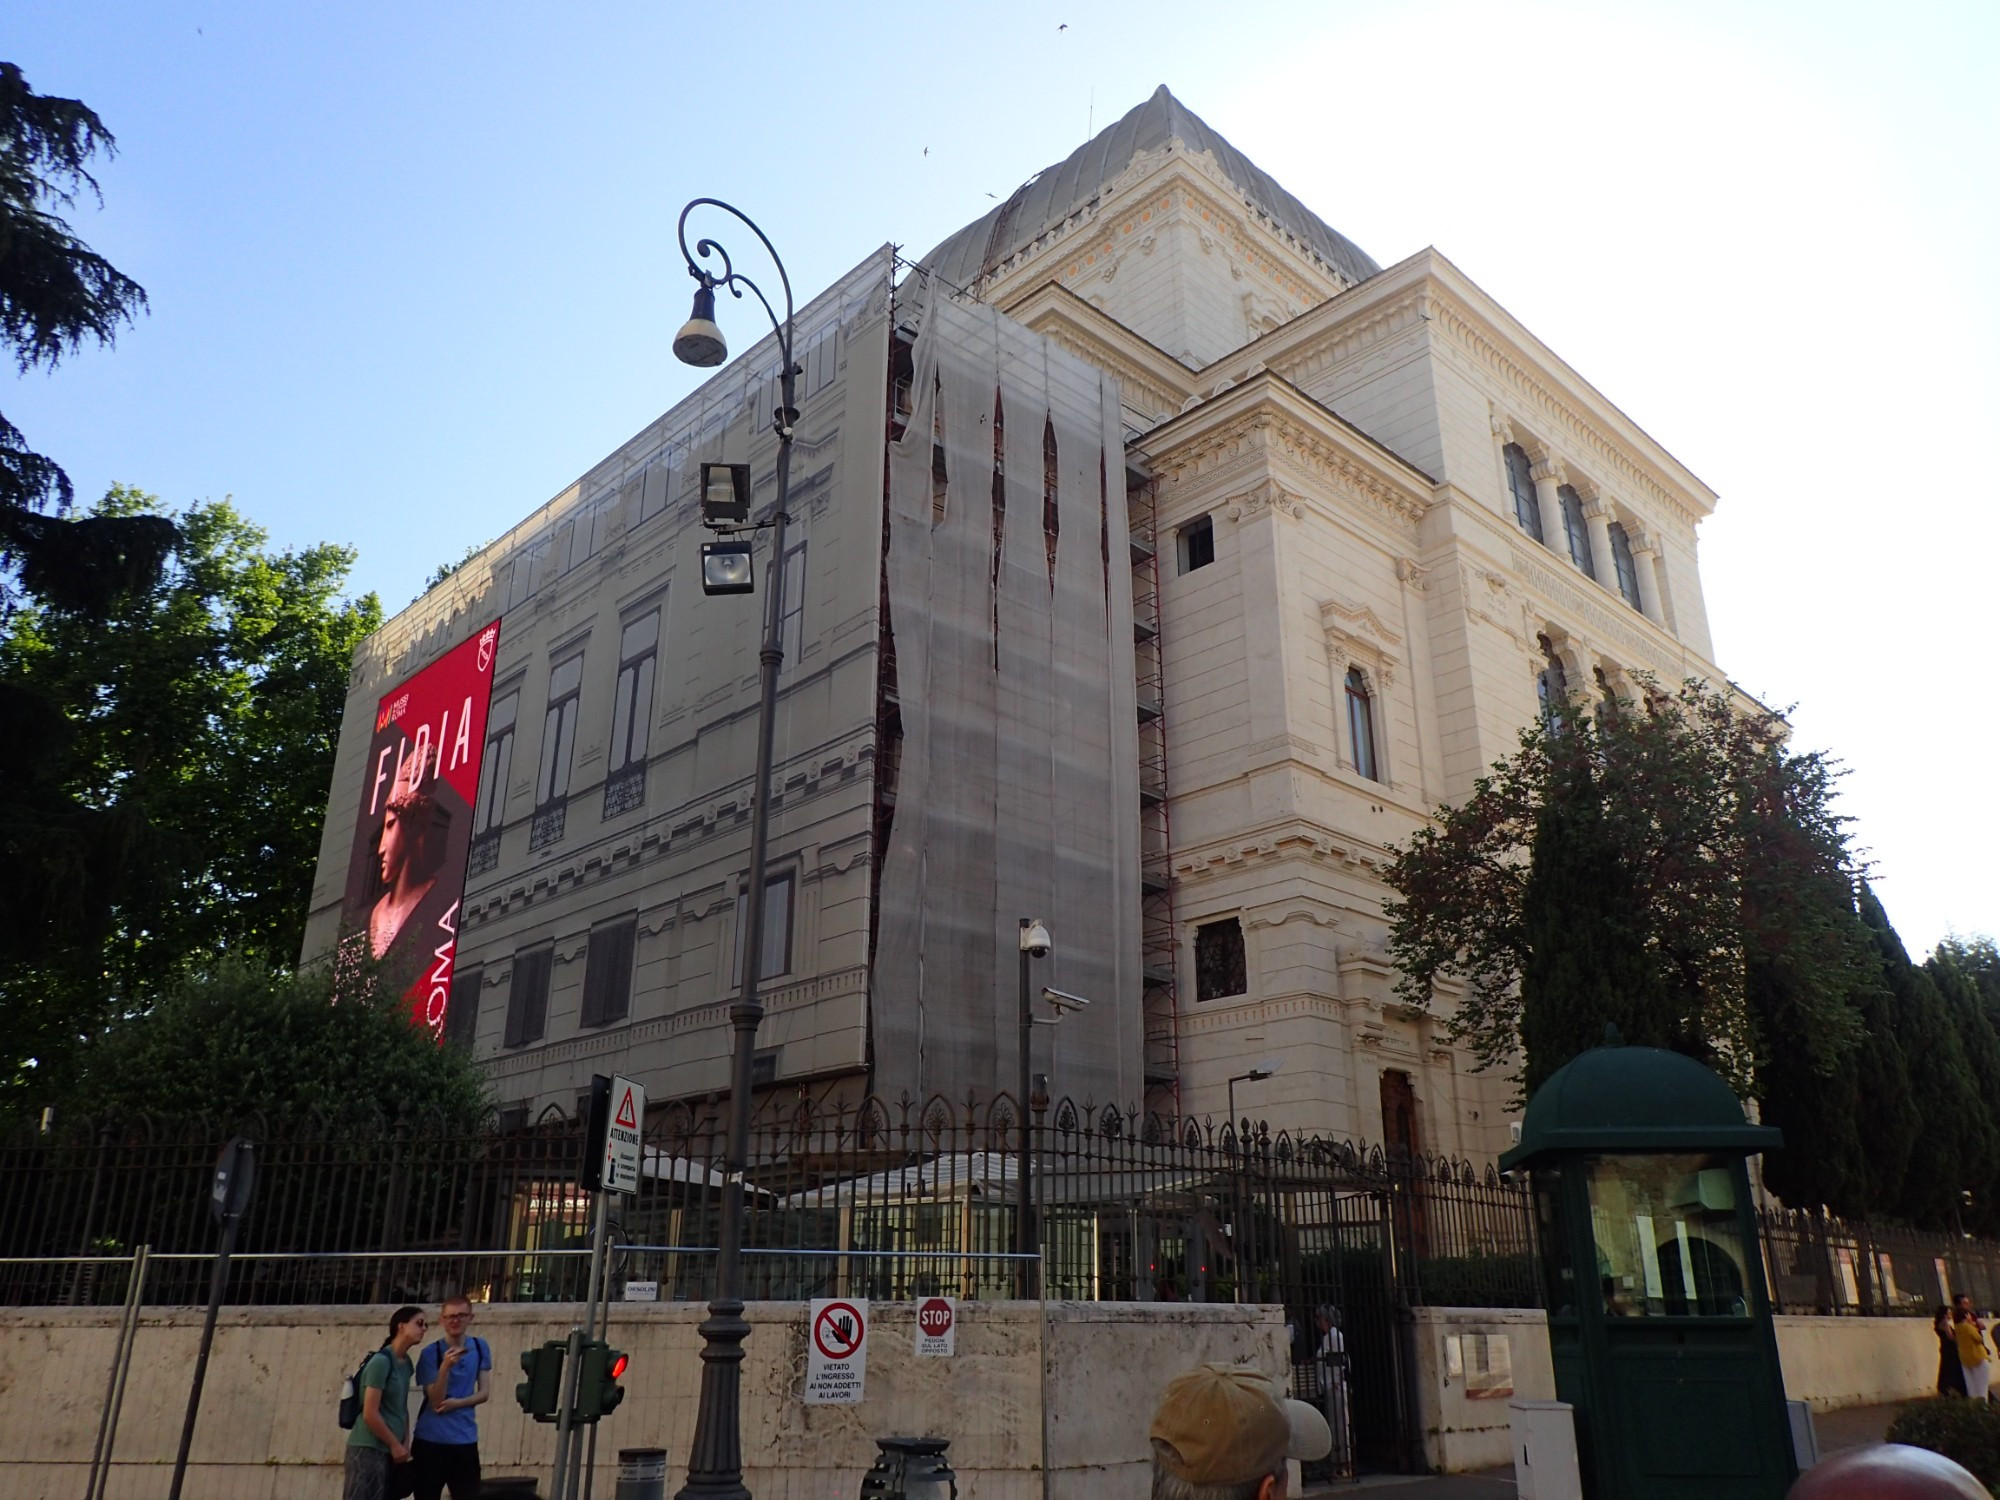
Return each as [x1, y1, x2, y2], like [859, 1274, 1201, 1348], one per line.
[915, 1296, 956, 1356]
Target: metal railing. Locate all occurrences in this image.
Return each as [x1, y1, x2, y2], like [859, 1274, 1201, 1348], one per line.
[1758, 1205, 2000, 1316]
[0, 1093, 1536, 1315]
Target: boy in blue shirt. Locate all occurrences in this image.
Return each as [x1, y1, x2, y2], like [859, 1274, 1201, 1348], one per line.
[412, 1295, 491, 1499]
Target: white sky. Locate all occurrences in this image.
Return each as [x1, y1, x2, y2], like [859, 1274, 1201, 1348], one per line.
[9, 0, 1995, 954]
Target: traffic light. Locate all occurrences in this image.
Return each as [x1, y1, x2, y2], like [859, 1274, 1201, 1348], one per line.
[575, 1339, 628, 1422]
[515, 1340, 566, 1422]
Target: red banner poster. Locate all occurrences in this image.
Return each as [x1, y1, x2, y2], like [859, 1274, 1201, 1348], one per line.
[340, 619, 502, 1039]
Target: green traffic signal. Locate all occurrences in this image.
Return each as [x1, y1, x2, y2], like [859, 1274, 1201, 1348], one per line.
[575, 1339, 629, 1422]
[515, 1340, 566, 1422]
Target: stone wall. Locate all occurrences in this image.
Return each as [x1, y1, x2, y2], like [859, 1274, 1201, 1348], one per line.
[1408, 1309, 1942, 1474]
[0, 1299, 1285, 1500]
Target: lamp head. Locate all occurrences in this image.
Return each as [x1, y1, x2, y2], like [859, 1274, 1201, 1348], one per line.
[1248, 1058, 1281, 1082]
[674, 280, 728, 367]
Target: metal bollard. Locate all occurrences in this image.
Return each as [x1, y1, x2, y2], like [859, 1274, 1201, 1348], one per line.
[615, 1447, 668, 1500]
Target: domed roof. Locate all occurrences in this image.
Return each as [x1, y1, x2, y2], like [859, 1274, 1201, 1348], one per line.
[1499, 1045, 1782, 1171]
[918, 85, 1381, 294]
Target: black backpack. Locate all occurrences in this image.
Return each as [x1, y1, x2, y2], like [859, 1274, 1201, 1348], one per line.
[338, 1345, 390, 1430]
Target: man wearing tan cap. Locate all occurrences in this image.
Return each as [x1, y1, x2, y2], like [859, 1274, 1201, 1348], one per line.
[1149, 1362, 1333, 1500]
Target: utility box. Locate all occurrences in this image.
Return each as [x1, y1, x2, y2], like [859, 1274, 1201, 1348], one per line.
[1787, 1400, 1821, 1469]
[1511, 1399, 1582, 1500]
[1500, 1044, 1796, 1500]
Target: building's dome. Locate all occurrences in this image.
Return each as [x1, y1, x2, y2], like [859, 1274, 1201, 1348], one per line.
[919, 84, 1381, 293]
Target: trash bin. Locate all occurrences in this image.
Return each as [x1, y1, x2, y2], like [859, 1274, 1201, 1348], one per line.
[616, 1447, 669, 1500]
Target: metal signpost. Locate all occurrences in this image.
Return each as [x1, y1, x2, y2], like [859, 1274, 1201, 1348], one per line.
[550, 1074, 644, 1500]
[167, 1137, 254, 1500]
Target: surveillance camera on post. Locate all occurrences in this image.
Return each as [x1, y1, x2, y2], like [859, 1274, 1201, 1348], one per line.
[1040, 986, 1092, 1017]
[1018, 919, 1051, 958]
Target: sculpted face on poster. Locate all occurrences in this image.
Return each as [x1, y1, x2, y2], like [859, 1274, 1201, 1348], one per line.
[339, 619, 503, 1039]
[804, 1297, 868, 1404]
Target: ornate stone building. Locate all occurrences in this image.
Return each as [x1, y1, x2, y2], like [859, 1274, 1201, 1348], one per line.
[305, 87, 1728, 1161]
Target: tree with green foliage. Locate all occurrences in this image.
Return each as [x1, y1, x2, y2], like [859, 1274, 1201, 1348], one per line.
[0, 487, 381, 1114]
[1515, 749, 1667, 1090]
[1387, 679, 1865, 1097]
[53, 959, 488, 1131]
[0, 61, 167, 608]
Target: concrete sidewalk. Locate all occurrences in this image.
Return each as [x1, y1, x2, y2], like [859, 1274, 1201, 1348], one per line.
[1301, 1403, 1902, 1498]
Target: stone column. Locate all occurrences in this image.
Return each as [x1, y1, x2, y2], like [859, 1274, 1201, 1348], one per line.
[1630, 529, 1665, 622]
[1529, 454, 1567, 557]
[1580, 494, 1613, 584]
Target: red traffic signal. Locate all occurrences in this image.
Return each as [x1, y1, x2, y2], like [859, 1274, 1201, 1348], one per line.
[608, 1352, 628, 1380]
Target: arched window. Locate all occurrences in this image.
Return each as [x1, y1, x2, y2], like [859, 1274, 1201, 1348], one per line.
[1536, 635, 1570, 731]
[1608, 522, 1642, 609]
[1504, 443, 1543, 543]
[1559, 484, 1595, 578]
[1345, 666, 1380, 782]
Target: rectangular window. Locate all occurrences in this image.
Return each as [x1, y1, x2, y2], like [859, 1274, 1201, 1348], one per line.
[732, 870, 796, 987]
[1609, 523, 1642, 609]
[579, 915, 637, 1028]
[608, 610, 660, 774]
[779, 542, 807, 669]
[502, 945, 553, 1048]
[1177, 515, 1215, 574]
[535, 652, 585, 807]
[1345, 669, 1380, 783]
[1559, 485, 1595, 579]
[444, 964, 482, 1049]
[474, 690, 519, 836]
[1194, 917, 1247, 1001]
[1505, 444, 1544, 544]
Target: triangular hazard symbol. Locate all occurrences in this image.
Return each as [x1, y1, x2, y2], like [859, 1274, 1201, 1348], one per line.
[614, 1088, 639, 1129]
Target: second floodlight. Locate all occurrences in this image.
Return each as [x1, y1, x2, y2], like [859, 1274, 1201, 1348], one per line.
[700, 539, 754, 596]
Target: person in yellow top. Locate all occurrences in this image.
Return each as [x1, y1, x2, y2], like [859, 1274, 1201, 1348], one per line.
[1955, 1294, 1992, 1400]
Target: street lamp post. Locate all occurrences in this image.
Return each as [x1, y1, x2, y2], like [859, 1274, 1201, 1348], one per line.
[1227, 1059, 1281, 1132]
[1017, 919, 1051, 1283]
[671, 197, 797, 1500]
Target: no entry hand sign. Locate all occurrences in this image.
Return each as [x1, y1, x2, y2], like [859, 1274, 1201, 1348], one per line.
[804, 1297, 869, 1404]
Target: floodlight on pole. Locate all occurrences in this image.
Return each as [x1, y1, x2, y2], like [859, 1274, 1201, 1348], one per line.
[699, 463, 752, 529]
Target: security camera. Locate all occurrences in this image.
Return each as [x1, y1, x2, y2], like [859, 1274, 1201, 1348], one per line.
[1019, 919, 1052, 958]
[1041, 986, 1092, 1015]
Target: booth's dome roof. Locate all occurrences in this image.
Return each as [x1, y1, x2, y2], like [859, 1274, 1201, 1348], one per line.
[1499, 1045, 1782, 1171]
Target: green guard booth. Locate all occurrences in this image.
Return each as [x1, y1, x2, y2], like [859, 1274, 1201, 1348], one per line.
[1499, 1043, 1796, 1500]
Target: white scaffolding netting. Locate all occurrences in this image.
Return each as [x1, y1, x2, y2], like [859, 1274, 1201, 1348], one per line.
[876, 278, 1142, 1107]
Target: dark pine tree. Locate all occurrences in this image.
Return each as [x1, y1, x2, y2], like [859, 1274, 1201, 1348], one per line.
[1859, 885, 1992, 1228]
[1517, 749, 1669, 1091]
[1928, 953, 2000, 1235]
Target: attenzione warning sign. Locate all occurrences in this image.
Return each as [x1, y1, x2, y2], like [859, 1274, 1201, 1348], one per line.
[804, 1297, 868, 1404]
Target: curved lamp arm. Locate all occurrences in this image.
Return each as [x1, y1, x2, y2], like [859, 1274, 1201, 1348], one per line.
[676, 196, 796, 368]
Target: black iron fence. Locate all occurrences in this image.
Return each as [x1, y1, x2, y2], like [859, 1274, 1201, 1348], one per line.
[0, 1093, 1534, 1320]
[1757, 1205, 2000, 1316]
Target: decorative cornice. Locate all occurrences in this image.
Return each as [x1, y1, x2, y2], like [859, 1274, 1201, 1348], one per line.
[482, 965, 869, 1078]
[1151, 390, 1429, 533]
[979, 150, 1348, 318]
[1433, 294, 1699, 530]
